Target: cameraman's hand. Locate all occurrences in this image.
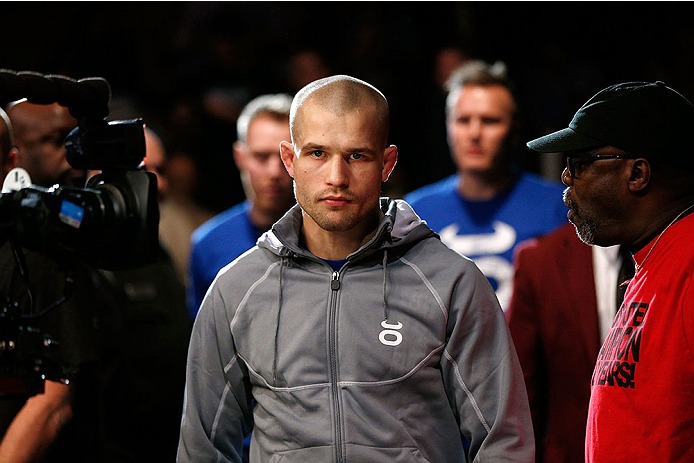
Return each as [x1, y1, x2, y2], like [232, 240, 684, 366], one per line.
[0, 380, 73, 462]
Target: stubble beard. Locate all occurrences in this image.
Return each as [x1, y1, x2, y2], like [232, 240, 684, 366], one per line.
[295, 183, 363, 232]
[564, 187, 597, 246]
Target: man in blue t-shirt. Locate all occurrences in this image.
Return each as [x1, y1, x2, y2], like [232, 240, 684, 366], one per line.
[405, 61, 566, 310]
[188, 94, 296, 319]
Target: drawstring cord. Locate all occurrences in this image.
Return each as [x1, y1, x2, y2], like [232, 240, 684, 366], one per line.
[382, 249, 389, 322]
[273, 256, 286, 384]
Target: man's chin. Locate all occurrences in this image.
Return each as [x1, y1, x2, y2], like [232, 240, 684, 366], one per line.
[61, 172, 87, 188]
[569, 219, 598, 246]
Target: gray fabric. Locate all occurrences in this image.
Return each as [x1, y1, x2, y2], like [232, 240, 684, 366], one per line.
[178, 198, 534, 462]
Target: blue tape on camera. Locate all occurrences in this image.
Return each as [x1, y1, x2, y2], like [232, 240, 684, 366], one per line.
[59, 201, 84, 228]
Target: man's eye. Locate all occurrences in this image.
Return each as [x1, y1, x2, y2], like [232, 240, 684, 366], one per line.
[310, 150, 324, 158]
[482, 117, 501, 124]
[456, 116, 470, 124]
[251, 153, 268, 161]
[350, 153, 364, 160]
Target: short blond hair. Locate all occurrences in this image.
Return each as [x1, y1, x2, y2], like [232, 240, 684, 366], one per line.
[290, 75, 390, 149]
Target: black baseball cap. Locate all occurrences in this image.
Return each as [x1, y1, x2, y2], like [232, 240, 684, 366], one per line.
[527, 81, 694, 157]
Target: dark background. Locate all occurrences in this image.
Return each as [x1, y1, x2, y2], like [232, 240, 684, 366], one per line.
[2, 1, 692, 212]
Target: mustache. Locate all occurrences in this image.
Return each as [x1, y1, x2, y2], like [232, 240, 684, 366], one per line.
[317, 189, 358, 201]
[563, 187, 575, 209]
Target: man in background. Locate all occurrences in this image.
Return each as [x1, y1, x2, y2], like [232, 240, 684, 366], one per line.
[404, 60, 566, 310]
[187, 93, 295, 318]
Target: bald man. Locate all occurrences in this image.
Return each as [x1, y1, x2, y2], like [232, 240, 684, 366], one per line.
[0, 102, 95, 461]
[178, 75, 533, 462]
[0, 108, 14, 178]
[6, 100, 84, 188]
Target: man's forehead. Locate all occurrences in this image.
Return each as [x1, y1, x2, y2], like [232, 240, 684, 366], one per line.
[11, 103, 76, 130]
[300, 98, 378, 119]
[297, 104, 378, 139]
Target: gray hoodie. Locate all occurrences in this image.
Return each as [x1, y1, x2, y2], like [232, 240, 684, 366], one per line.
[178, 198, 534, 462]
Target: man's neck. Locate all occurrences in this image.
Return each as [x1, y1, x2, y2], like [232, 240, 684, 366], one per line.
[301, 211, 382, 260]
[628, 195, 694, 252]
[249, 205, 285, 231]
[456, 170, 517, 201]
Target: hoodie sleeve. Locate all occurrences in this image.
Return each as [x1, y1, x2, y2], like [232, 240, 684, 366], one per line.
[440, 265, 535, 462]
[178, 282, 253, 462]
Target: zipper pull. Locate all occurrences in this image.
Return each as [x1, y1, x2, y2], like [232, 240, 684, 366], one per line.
[331, 271, 340, 290]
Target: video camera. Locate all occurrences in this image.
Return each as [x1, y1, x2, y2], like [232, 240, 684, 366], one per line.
[0, 70, 159, 389]
[0, 70, 158, 269]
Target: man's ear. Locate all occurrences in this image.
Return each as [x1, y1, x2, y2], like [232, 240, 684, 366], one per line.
[279, 141, 295, 178]
[628, 158, 650, 193]
[381, 145, 398, 182]
[232, 141, 246, 170]
[7, 146, 19, 170]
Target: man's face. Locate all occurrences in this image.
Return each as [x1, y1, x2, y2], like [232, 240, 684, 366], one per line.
[562, 146, 631, 246]
[280, 102, 397, 234]
[235, 114, 294, 217]
[144, 129, 168, 201]
[447, 84, 516, 175]
[10, 102, 83, 188]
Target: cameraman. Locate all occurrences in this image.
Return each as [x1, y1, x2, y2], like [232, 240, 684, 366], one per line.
[0, 107, 12, 175]
[5, 100, 85, 188]
[0, 101, 190, 462]
[0, 101, 99, 461]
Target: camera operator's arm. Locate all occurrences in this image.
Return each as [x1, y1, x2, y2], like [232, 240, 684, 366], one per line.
[0, 381, 74, 462]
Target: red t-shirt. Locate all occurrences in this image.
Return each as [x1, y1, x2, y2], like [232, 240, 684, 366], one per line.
[586, 212, 694, 462]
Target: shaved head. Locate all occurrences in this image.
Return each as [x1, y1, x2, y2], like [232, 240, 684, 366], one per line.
[290, 75, 390, 149]
[0, 108, 12, 175]
[6, 100, 82, 187]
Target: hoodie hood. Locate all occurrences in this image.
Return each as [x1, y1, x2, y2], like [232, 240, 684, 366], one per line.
[259, 197, 436, 261]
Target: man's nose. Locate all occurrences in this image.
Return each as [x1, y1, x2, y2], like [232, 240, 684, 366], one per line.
[468, 119, 482, 139]
[269, 155, 288, 178]
[326, 156, 348, 187]
[561, 167, 573, 186]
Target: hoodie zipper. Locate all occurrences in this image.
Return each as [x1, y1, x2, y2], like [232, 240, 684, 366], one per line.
[329, 269, 344, 463]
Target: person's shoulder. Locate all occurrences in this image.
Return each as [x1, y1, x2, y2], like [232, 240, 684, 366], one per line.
[211, 245, 275, 293]
[403, 175, 458, 206]
[191, 201, 250, 247]
[405, 231, 479, 272]
[515, 172, 565, 196]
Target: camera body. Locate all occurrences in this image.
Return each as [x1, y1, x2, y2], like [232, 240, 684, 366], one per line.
[0, 70, 160, 388]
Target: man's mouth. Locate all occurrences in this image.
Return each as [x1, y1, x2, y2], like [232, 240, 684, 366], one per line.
[321, 195, 351, 207]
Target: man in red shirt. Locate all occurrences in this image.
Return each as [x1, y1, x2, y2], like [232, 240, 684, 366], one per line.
[527, 81, 694, 462]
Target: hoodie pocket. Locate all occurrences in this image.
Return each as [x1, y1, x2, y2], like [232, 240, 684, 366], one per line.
[268, 444, 429, 462]
[268, 445, 333, 462]
[345, 444, 430, 462]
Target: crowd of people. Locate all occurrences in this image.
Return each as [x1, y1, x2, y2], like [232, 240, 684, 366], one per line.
[1, 10, 694, 460]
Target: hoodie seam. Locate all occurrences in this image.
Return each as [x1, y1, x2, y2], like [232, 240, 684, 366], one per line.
[211, 374, 234, 441]
[210, 354, 245, 442]
[400, 257, 449, 323]
[239, 353, 330, 391]
[338, 344, 445, 387]
[229, 261, 280, 331]
[443, 349, 492, 433]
